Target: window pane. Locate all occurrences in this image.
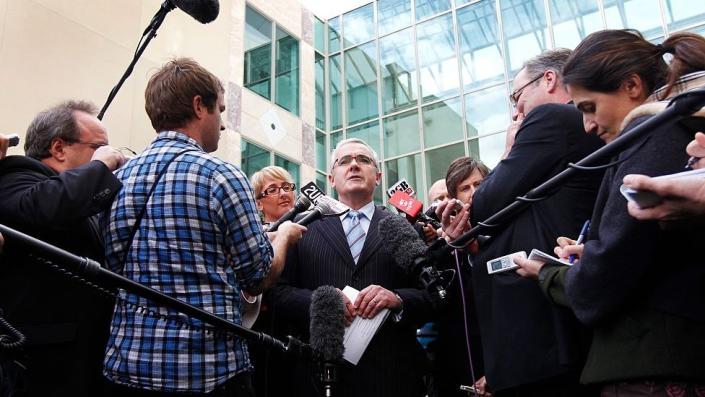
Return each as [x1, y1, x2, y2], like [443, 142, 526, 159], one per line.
[604, 0, 664, 39]
[331, 130, 344, 153]
[457, 2, 505, 90]
[422, 97, 463, 148]
[316, 171, 329, 195]
[383, 110, 420, 157]
[274, 155, 300, 186]
[549, 0, 603, 49]
[380, 27, 418, 114]
[664, 0, 705, 31]
[275, 28, 299, 115]
[345, 42, 379, 126]
[241, 140, 270, 178]
[315, 17, 326, 53]
[244, 6, 272, 100]
[329, 16, 341, 53]
[316, 130, 327, 171]
[468, 132, 505, 169]
[465, 85, 510, 137]
[416, 0, 451, 21]
[347, 120, 381, 157]
[330, 54, 343, 130]
[501, 0, 549, 75]
[378, 0, 412, 36]
[385, 153, 425, 204]
[417, 13, 460, 103]
[425, 142, 465, 194]
[343, 4, 375, 47]
[316, 52, 326, 130]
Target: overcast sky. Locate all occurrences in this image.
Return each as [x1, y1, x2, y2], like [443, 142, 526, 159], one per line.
[299, 0, 371, 19]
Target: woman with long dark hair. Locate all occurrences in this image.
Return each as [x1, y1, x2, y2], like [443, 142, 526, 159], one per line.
[515, 29, 705, 395]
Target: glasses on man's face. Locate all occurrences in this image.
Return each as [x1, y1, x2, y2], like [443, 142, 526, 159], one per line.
[332, 154, 377, 170]
[258, 182, 296, 199]
[510, 73, 544, 107]
[70, 141, 107, 150]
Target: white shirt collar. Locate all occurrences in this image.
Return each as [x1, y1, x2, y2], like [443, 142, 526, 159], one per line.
[339, 200, 376, 221]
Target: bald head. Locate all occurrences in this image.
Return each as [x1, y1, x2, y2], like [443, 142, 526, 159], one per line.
[428, 179, 448, 202]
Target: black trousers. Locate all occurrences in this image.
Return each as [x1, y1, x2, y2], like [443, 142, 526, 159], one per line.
[104, 372, 255, 397]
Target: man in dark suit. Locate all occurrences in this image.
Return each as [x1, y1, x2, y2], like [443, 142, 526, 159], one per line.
[270, 138, 434, 397]
[0, 100, 125, 396]
[466, 50, 604, 396]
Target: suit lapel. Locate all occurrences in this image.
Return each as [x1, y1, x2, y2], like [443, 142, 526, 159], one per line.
[319, 215, 356, 269]
[354, 207, 384, 271]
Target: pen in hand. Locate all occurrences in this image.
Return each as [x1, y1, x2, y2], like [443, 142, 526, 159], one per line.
[569, 220, 590, 265]
[686, 156, 701, 169]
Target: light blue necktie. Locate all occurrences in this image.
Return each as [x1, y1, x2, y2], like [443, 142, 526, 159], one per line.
[345, 211, 366, 264]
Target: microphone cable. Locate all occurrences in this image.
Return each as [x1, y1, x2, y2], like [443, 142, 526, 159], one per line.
[452, 249, 477, 393]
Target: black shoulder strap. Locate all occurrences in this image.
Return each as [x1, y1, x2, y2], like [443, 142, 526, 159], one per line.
[119, 149, 195, 268]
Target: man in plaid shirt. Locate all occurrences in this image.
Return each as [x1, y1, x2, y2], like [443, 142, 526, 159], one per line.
[101, 58, 305, 396]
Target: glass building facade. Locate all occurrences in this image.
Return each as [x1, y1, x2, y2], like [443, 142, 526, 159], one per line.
[311, 0, 705, 205]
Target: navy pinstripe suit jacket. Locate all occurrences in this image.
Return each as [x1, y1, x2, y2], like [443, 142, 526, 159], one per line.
[269, 206, 434, 397]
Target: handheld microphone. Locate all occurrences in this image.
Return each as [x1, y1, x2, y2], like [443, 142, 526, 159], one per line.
[296, 196, 350, 227]
[378, 215, 455, 307]
[267, 195, 312, 232]
[388, 191, 442, 229]
[168, 0, 220, 24]
[310, 285, 345, 397]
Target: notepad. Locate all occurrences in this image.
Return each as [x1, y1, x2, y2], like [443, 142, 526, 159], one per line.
[341, 286, 390, 365]
[528, 249, 573, 266]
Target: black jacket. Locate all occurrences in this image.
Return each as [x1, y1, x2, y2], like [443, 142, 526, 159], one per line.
[470, 103, 604, 392]
[0, 156, 121, 396]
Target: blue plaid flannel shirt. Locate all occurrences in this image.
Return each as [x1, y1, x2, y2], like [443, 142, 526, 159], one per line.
[102, 131, 272, 393]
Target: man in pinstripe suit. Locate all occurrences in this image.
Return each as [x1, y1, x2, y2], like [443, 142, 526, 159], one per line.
[270, 138, 435, 397]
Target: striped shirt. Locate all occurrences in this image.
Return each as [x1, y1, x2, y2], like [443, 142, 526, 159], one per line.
[102, 131, 272, 392]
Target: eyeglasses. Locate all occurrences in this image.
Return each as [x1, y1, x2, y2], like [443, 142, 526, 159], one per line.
[69, 141, 107, 150]
[510, 73, 544, 107]
[332, 154, 377, 169]
[258, 183, 296, 198]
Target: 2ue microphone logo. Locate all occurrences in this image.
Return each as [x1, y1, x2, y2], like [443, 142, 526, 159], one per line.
[300, 181, 325, 204]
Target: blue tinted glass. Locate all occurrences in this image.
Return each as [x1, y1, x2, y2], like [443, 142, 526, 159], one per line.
[315, 52, 326, 130]
[329, 17, 341, 53]
[315, 17, 326, 53]
[347, 121, 381, 156]
[384, 153, 425, 204]
[457, 2, 505, 90]
[468, 132, 504, 169]
[241, 140, 270, 178]
[316, 130, 327, 171]
[465, 85, 510, 137]
[422, 97, 464, 148]
[275, 28, 299, 116]
[345, 42, 379, 126]
[329, 54, 343, 130]
[501, 0, 549, 74]
[343, 4, 376, 47]
[425, 142, 465, 196]
[549, 0, 603, 49]
[378, 0, 412, 35]
[604, 0, 664, 39]
[665, 0, 705, 31]
[383, 110, 420, 157]
[416, 0, 451, 21]
[316, 171, 329, 195]
[244, 6, 272, 100]
[417, 13, 460, 102]
[274, 155, 300, 187]
[380, 27, 418, 114]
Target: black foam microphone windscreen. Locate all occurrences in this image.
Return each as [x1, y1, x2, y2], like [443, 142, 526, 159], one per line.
[378, 214, 427, 274]
[268, 195, 312, 232]
[309, 285, 345, 362]
[170, 0, 220, 24]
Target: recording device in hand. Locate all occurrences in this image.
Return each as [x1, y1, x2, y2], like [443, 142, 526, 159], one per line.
[425, 199, 463, 222]
[310, 286, 345, 397]
[486, 251, 526, 274]
[267, 195, 312, 232]
[168, 0, 220, 23]
[379, 215, 455, 307]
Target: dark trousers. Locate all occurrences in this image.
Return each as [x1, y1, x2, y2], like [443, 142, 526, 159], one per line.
[601, 381, 705, 397]
[104, 372, 255, 397]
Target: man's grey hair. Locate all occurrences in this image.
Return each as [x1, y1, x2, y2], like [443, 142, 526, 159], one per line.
[24, 100, 98, 160]
[329, 138, 380, 171]
[523, 48, 572, 81]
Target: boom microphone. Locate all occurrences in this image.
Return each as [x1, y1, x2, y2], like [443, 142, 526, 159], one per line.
[267, 195, 312, 232]
[169, 0, 220, 24]
[379, 215, 455, 307]
[310, 285, 345, 397]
